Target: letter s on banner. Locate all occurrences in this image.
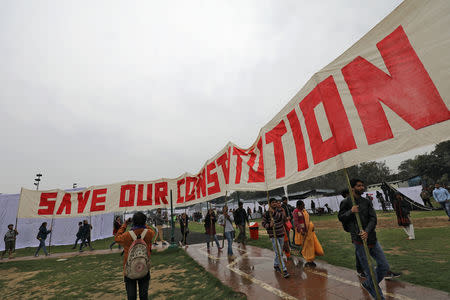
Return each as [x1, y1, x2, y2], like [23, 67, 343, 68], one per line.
[38, 193, 57, 215]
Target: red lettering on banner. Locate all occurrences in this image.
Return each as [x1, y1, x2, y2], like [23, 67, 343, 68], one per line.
[56, 193, 72, 215]
[207, 161, 220, 195]
[195, 169, 207, 199]
[120, 185, 136, 207]
[232, 147, 245, 184]
[265, 120, 288, 179]
[38, 192, 57, 215]
[137, 184, 152, 206]
[216, 149, 230, 184]
[77, 191, 91, 213]
[177, 178, 185, 204]
[248, 138, 265, 183]
[300, 76, 357, 164]
[91, 188, 107, 212]
[342, 26, 450, 145]
[287, 109, 309, 172]
[185, 176, 196, 201]
[155, 182, 169, 205]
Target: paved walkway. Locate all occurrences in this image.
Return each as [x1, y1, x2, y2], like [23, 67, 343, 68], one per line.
[185, 243, 449, 300]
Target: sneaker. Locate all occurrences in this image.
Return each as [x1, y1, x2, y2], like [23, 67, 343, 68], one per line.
[304, 262, 316, 268]
[385, 271, 401, 280]
[357, 271, 367, 278]
[360, 281, 371, 296]
[283, 271, 290, 278]
[274, 265, 281, 273]
[162, 242, 168, 246]
[153, 242, 158, 246]
[34, 254, 39, 257]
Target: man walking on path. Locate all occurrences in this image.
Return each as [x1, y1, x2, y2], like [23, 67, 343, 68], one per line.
[262, 198, 290, 278]
[432, 183, 450, 220]
[34, 222, 51, 257]
[79, 220, 93, 252]
[1, 224, 18, 259]
[338, 179, 389, 300]
[115, 212, 155, 300]
[72, 222, 83, 249]
[234, 202, 249, 244]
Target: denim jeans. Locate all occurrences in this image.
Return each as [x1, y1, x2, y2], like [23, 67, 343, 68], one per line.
[271, 237, 286, 271]
[354, 241, 389, 300]
[439, 201, 450, 217]
[206, 234, 220, 248]
[35, 239, 48, 256]
[224, 231, 234, 255]
[124, 272, 150, 300]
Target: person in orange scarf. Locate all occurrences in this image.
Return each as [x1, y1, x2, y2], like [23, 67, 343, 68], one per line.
[293, 200, 324, 267]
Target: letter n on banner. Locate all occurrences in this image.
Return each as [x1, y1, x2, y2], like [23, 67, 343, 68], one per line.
[342, 26, 450, 145]
[300, 76, 356, 164]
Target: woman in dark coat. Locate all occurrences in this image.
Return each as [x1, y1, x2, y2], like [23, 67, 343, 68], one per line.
[394, 192, 415, 240]
[204, 209, 221, 250]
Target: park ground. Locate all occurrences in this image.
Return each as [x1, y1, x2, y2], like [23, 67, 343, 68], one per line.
[0, 210, 448, 299]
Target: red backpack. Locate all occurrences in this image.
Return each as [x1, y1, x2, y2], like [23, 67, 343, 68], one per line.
[125, 229, 151, 279]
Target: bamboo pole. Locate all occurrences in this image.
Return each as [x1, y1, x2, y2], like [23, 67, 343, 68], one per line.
[344, 169, 381, 300]
[48, 217, 54, 255]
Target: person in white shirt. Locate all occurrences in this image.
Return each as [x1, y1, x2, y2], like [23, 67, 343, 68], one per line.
[218, 205, 235, 258]
[432, 183, 450, 220]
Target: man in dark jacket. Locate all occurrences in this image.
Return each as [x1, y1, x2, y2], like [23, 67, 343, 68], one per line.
[72, 222, 83, 249]
[338, 179, 389, 300]
[262, 198, 289, 278]
[234, 202, 249, 244]
[79, 220, 93, 252]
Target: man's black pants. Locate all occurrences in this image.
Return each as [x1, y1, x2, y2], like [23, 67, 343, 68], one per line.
[124, 272, 150, 300]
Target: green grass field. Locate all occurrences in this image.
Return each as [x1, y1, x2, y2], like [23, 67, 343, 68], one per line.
[0, 248, 245, 300]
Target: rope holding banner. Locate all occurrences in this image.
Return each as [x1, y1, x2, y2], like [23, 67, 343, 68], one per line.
[344, 169, 381, 300]
[266, 190, 284, 273]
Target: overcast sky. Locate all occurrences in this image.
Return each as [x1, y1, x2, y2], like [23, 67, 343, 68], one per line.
[3, 0, 434, 194]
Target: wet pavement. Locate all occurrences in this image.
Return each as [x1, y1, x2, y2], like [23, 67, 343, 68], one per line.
[185, 243, 449, 300]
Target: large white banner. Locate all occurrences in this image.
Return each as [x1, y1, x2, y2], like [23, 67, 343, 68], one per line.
[19, 0, 450, 218]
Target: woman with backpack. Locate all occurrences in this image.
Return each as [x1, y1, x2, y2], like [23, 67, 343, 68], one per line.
[115, 212, 155, 300]
[204, 209, 221, 250]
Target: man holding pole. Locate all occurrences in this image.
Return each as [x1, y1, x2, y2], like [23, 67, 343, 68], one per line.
[262, 198, 290, 278]
[338, 179, 389, 300]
